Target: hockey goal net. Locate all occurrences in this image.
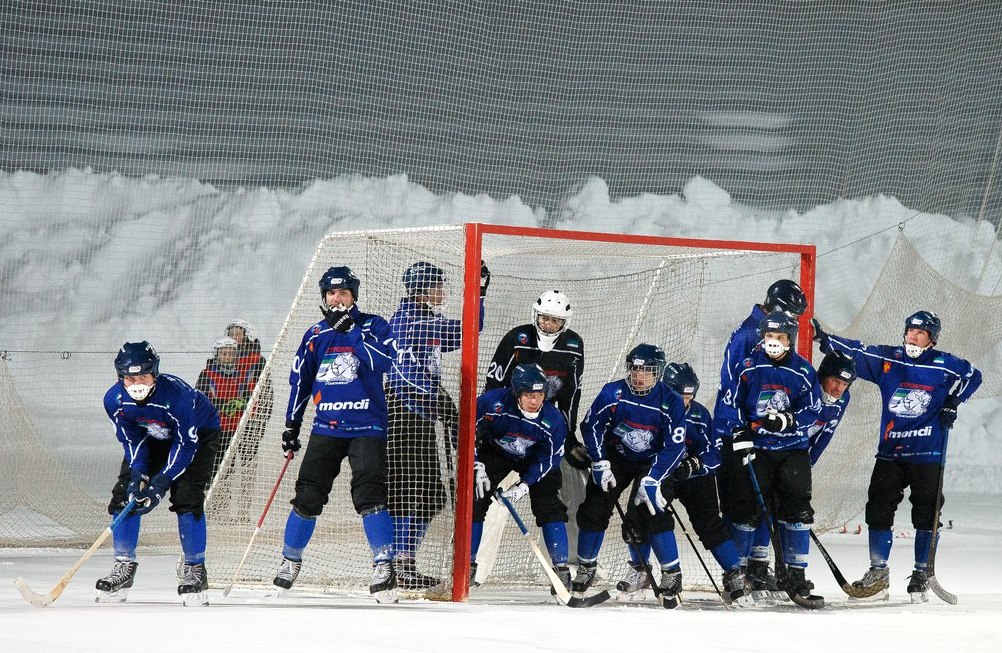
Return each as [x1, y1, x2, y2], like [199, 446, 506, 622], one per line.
[205, 223, 816, 599]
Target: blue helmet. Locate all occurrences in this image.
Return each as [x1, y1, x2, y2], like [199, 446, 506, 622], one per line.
[511, 363, 548, 396]
[625, 344, 666, 396]
[319, 266, 360, 301]
[758, 310, 799, 342]
[765, 279, 808, 317]
[114, 341, 160, 378]
[817, 350, 856, 385]
[904, 310, 941, 343]
[402, 261, 446, 297]
[663, 362, 699, 397]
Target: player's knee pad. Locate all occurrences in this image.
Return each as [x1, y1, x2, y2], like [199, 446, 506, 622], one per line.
[530, 495, 568, 526]
[169, 483, 207, 518]
[779, 508, 815, 525]
[575, 501, 613, 533]
[693, 515, 730, 550]
[864, 502, 895, 531]
[645, 511, 676, 536]
[292, 485, 329, 517]
[351, 478, 389, 515]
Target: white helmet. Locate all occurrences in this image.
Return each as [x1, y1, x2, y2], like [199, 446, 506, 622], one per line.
[226, 318, 257, 344]
[213, 336, 239, 372]
[532, 290, 573, 353]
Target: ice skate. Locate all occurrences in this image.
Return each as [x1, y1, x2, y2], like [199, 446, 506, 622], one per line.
[907, 569, 929, 604]
[550, 565, 572, 599]
[95, 559, 138, 603]
[656, 566, 682, 609]
[370, 560, 398, 604]
[721, 567, 753, 607]
[273, 557, 302, 591]
[572, 562, 598, 594]
[850, 565, 890, 601]
[396, 557, 441, 590]
[746, 559, 778, 605]
[469, 561, 480, 588]
[178, 562, 209, 607]
[781, 566, 825, 609]
[615, 562, 651, 602]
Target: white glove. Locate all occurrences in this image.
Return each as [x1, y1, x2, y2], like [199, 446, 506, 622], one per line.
[473, 461, 490, 500]
[591, 460, 616, 492]
[499, 481, 530, 504]
[634, 476, 667, 516]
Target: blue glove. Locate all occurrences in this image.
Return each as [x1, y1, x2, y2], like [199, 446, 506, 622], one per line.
[590, 460, 616, 492]
[812, 318, 832, 353]
[939, 396, 959, 429]
[134, 473, 171, 516]
[634, 476, 666, 516]
[126, 469, 148, 503]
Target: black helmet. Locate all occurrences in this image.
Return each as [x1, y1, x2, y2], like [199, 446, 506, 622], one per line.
[114, 341, 160, 378]
[663, 362, 700, 397]
[904, 310, 941, 343]
[319, 266, 360, 301]
[817, 351, 856, 384]
[764, 279, 808, 317]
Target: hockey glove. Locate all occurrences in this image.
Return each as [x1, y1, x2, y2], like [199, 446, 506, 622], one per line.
[282, 421, 302, 454]
[127, 469, 149, 503]
[590, 460, 616, 492]
[672, 456, 703, 482]
[498, 481, 529, 504]
[565, 439, 592, 470]
[939, 395, 959, 429]
[327, 307, 355, 333]
[480, 260, 491, 297]
[635, 476, 667, 516]
[811, 318, 832, 352]
[473, 461, 490, 500]
[763, 409, 797, 433]
[134, 473, 171, 516]
[732, 427, 756, 465]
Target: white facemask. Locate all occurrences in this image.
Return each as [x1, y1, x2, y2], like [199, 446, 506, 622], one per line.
[821, 390, 838, 405]
[126, 383, 154, 401]
[762, 338, 789, 359]
[904, 342, 928, 359]
[519, 407, 541, 419]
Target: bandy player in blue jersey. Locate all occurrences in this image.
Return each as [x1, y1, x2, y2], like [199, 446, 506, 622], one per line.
[271, 265, 400, 603]
[813, 310, 981, 602]
[98, 341, 220, 606]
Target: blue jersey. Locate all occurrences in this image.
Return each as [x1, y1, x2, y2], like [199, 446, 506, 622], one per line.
[286, 306, 397, 438]
[386, 297, 483, 418]
[802, 391, 851, 466]
[580, 380, 688, 482]
[682, 397, 721, 477]
[475, 387, 567, 486]
[712, 305, 767, 440]
[725, 347, 822, 452]
[104, 373, 220, 481]
[827, 335, 981, 463]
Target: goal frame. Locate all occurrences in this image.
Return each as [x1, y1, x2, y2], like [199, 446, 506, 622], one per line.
[451, 222, 816, 601]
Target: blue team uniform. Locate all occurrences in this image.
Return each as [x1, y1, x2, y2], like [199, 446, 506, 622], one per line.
[475, 387, 566, 487]
[826, 335, 981, 463]
[803, 391, 851, 466]
[286, 306, 397, 437]
[712, 305, 767, 440]
[681, 398, 720, 477]
[104, 373, 220, 482]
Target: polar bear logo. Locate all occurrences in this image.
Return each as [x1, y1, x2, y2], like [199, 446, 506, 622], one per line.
[889, 388, 932, 418]
[618, 427, 654, 453]
[755, 389, 790, 417]
[317, 351, 360, 384]
[143, 421, 171, 441]
[499, 434, 534, 458]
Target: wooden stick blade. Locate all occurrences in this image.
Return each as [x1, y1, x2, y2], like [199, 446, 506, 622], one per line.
[14, 577, 56, 608]
[928, 575, 958, 605]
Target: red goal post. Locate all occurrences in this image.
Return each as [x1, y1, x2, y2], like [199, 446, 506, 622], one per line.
[451, 223, 816, 600]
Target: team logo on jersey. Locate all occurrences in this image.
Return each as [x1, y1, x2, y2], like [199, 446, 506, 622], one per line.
[517, 332, 529, 344]
[755, 389, 790, 416]
[888, 387, 931, 418]
[492, 402, 503, 413]
[614, 422, 654, 453]
[317, 351, 360, 384]
[497, 433, 534, 457]
[138, 419, 171, 441]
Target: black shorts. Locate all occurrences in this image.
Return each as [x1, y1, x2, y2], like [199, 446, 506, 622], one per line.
[291, 434, 388, 516]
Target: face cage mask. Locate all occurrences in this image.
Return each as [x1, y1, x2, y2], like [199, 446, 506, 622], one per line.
[626, 366, 659, 396]
[126, 382, 155, 401]
[762, 337, 790, 359]
[904, 342, 930, 359]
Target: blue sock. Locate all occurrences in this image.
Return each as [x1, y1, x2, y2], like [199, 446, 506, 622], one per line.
[649, 530, 680, 569]
[282, 509, 317, 561]
[362, 508, 395, 563]
[576, 529, 605, 563]
[710, 539, 741, 572]
[868, 528, 893, 568]
[780, 521, 810, 568]
[471, 521, 484, 561]
[112, 512, 141, 560]
[751, 520, 772, 561]
[730, 522, 756, 565]
[541, 522, 569, 566]
[914, 529, 936, 570]
[177, 512, 207, 564]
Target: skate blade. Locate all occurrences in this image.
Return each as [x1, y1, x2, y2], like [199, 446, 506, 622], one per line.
[849, 588, 889, 602]
[373, 588, 399, 604]
[726, 592, 755, 608]
[95, 588, 130, 603]
[181, 591, 209, 607]
[750, 589, 777, 606]
[909, 591, 929, 604]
